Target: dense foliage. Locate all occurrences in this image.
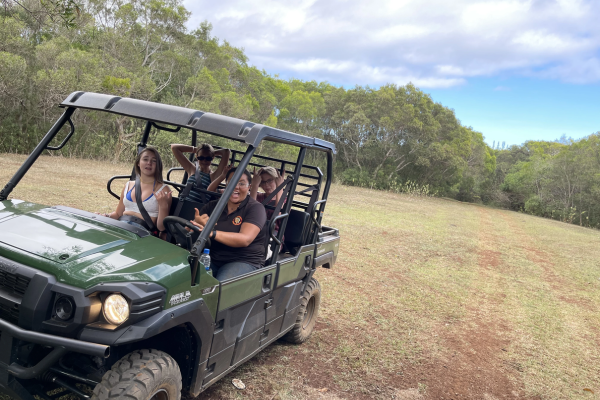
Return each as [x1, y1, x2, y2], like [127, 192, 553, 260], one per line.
[0, 0, 598, 227]
[496, 137, 600, 228]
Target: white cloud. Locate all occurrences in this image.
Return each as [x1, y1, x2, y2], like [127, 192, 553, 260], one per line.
[538, 57, 600, 83]
[512, 30, 592, 55]
[184, 0, 600, 88]
[460, 0, 531, 32]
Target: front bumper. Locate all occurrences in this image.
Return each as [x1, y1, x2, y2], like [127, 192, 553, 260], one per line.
[0, 316, 109, 399]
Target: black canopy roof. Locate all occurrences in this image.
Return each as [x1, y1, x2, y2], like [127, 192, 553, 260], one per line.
[60, 91, 335, 153]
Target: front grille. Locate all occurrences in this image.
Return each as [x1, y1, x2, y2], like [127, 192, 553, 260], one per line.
[0, 270, 31, 296]
[131, 293, 164, 316]
[0, 302, 19, 324]
[0, 265, 31, 324]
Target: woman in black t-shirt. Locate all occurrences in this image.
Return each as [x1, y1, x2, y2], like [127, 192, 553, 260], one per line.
[191, 168, 267, 281]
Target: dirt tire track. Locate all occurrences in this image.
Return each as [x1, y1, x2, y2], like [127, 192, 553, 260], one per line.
[405, 207, 527, 399]
[496, 211, 567, 291]
[358, 207, 530, 400]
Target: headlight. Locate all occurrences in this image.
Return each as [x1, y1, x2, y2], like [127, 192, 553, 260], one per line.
[103, 294, 129, 325]
[54, 296, 75, 321]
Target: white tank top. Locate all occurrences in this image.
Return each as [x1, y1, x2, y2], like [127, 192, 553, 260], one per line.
[122, 181, 167, 218]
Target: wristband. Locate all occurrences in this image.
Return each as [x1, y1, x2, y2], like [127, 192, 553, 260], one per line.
[210, 229, 217, 240]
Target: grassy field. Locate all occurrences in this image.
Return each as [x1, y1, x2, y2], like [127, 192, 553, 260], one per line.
[1, 153, 599, 400]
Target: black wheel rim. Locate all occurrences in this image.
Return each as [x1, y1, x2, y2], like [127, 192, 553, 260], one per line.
[150, 388, 169, 400]
[302, 296, 316, 330]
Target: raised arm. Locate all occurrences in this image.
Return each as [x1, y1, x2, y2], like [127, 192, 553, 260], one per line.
[154, 186, 173, 232]
[211, 148, 231, 181]
[274, 171, 285, 205]
[170, 144, 196, 176]
[191, 208, 210, 227]
[249, 167, 262, 200]
[207, 164, 231, 192]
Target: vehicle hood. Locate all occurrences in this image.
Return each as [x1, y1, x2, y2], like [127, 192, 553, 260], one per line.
[0, 200, 190, 289]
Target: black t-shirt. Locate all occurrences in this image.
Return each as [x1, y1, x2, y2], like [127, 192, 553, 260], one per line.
[200, 196, 267, 268]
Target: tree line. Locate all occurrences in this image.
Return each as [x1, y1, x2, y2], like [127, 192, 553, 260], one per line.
[1, 0, 598, 228]
[494, 137, 600, 228]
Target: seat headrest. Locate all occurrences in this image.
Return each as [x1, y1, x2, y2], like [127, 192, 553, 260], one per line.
[284, 209, 310, 250]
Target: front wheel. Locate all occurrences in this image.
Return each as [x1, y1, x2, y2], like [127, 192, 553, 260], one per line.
[92, 349, 181, 400]
[284, 277, 321, 344]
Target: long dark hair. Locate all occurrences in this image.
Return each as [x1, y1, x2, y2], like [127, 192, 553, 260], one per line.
[134, 146, 164, 184]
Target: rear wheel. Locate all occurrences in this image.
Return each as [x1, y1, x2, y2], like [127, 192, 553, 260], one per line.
[91, 349, 181, 400]
[284, 277, 321, 344]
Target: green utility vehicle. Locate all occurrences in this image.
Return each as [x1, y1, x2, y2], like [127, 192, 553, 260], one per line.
[0, 92, 340, 400]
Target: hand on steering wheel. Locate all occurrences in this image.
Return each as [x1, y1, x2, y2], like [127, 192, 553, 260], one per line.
[163, 216, 202, 234]
[162, 216, 204, 250]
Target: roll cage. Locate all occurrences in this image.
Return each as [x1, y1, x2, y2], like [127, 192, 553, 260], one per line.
[0, 91, 336, 270]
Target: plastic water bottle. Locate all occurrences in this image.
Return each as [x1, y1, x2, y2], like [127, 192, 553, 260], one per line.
[200, 249, 212, 276]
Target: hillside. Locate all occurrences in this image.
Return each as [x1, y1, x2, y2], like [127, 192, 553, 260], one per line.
[1, 153, 599, 400]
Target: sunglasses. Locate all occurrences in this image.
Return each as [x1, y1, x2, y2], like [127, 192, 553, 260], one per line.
[196, 156, 214, 161]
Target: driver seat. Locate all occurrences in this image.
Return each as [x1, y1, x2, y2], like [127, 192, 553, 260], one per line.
[167, 197, 206, 249]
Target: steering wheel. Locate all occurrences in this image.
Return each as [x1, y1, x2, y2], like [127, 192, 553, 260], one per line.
[163, 216, 204, 250]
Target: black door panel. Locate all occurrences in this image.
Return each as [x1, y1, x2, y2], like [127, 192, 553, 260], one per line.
[231, 327, 263, 365]
[266, 282, 295, 324]
[261, 315, 283, 346]
[210, 294, 270, 357]
[203, 345, 235, 386]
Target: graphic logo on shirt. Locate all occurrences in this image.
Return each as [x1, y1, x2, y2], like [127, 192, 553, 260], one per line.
[232, 216, 243, 225]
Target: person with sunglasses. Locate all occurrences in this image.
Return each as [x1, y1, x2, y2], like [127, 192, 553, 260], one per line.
[170, 143, 230, 202]
[190, 167, 267, 281]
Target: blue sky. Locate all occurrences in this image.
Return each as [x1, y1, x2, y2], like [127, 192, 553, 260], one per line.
[428, 78, 600, 146]
[183, 0, 600, 147]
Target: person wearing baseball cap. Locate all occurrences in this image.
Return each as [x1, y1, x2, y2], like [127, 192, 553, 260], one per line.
[250, 166, 286, 257]
[250, 166, 285, 218]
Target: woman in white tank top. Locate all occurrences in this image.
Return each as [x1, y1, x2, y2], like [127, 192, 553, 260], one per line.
[100, 147, 172, 236]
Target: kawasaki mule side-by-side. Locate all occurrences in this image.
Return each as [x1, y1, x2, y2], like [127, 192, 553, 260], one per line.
[0, 92, 340, 400]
